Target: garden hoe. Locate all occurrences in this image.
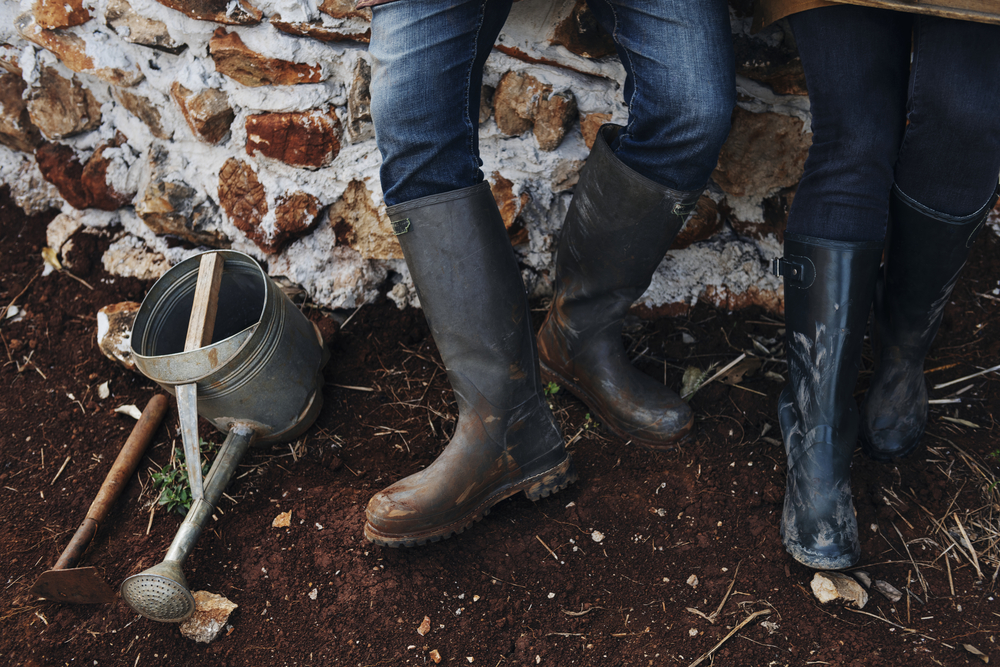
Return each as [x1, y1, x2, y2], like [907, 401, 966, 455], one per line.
[29, 393, 169, 604]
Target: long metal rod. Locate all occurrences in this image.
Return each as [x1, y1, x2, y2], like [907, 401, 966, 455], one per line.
[163, 424, 255, 564]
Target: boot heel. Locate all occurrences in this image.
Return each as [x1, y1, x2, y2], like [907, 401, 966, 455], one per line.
[522, 455, 577, 501]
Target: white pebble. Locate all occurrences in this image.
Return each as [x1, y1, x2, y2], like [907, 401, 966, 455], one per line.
[308, 588, 318, 600]
[591, 531, 605, 543]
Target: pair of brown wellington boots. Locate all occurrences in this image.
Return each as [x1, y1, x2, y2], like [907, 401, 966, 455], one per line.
[364, 125, 702, 547]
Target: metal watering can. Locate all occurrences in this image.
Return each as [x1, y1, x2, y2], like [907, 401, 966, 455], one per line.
[121, 250, 327, 623]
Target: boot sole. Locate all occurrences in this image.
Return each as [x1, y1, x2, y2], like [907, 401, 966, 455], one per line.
[539, 361, 691, 451]
[363, 455, 578, 548]
[859, 424, 925, 462]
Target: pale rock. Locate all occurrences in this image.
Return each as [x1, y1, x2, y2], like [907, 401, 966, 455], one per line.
[713, 107, 810, 200]
[96, 301, 142, 371]
[115, 404, 143, 419]
[136, 145, 228, 247]
[590, 530, 604, 543]
[179, 591, 238, 644]
[102, 235, 170, 281]
[171, 82, 234, 145]
[417, 615, 431, 636]
[245, 109, 341, 169]
[32, 0, 90, 29]
[345, 58, 373, 143]
[811, 572, 868, 609]
[873, 580, 902, 603]
[26, 67, 102, 140]
[327, 180, 399, 260]
[46, 212, 84, 253]
[0, 72, 43, 153]
[97, 381, 110, 399]
[16, 14, 144, 87]
[105, 0, 187, 54]
[3, 154, 64, 214]
[429, 649, 442, 664]
[81, 134, 135, 211]
[272, 511, 291, 528]
[114, 88, 171, 140]
[686, 574, 699, 588]
[153, 0, 262, 25]
[852, 571, 872, 588]
[209, 29, 324, 87]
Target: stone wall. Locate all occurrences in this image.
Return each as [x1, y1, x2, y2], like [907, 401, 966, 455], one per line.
[0, 0, 812, 315]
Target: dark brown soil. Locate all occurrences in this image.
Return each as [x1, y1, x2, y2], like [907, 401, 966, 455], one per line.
[2, 185, 999, 666]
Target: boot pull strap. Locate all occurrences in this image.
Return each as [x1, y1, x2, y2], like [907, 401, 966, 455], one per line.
[772, 257, 814, 288]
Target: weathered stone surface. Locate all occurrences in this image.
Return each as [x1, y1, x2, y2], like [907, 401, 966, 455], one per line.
[873, 580, 903, 603]
[81, 134, 134, 211]
[479, 84, 495, 125]
[26, 67, 101, 140]
[811, 572, 868, 609]
[105, 0, 186, 54]
[712, 107, 810, 200]
[171, 82, 233, 144]
[33, 0, 91, 29]
[0, 73, 43, 153]
[97, 301, 141, 371]
[46, 212, 83, 254]
[550, 0, 615, 60]
[494, 71, 578, 151]
[136, 146, 229, 246]
[102, 235, 170, 281]
[271, 13, 370, 44]
[727, 186, 795, 244]
[16, 14, 144, 87]
[246, 109, 341, 169]
[209, 29, 323, 87]
[580, 112, 611, 151]
[328, 180, 399, 260]
[178, 591, 238, 644]
[114, 88, 171, 140]
[346, 58, 373, 142]
[674, 196, 723, 250]
[734, 33, 807, 96]
[218, 157, 269, 249]
[153, 0, 261, 25]
[35, 142, 89, 209]
[0, 45, 22, 74]
[319, 0, 371, 20]
[273, 192, 323, 251]
[490, 171, 529, 245]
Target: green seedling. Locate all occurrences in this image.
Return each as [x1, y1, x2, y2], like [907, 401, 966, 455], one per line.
[151, 439, 218, 515]
[543, 381, 561, 397]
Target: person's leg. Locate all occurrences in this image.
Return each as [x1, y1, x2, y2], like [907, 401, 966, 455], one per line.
[537, 0, 735, 448]
[862, 15, 1000, 459]
[774, 5, 911, 569]
[369, 0, 511, 206]
[364, 0, 575, 547]
[785, 6, 911, 242]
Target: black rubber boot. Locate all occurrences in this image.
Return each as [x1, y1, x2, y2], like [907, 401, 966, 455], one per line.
[364, 183, 576, 547]
[537, 124, 701, 450]
[774, 234, 882, 569]
[861, 185, 998, 460]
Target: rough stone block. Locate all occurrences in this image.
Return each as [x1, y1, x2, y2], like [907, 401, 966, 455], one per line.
[33, 0, 90, 29]
[171, 82, 234, 145]
[178, 591, 238, 643]
[26, 67, 102, 140]
[35, 142, 89, 209]
[218, 157, 269, 248]
[271, 13, 370, 44]
[712, 107, 810, 200]
[674, 196, 723, 250]
[328, 180, 399, 260]
[106, 0, 187, 54]
[16, 14, 144, 87]
[209, 29, 323, 87]
[346, 58, 373, 142]
[96, 301, 141, 371]
[494, 70, 577, 152]
[81, 134, 134, 211]
[580, 112, 611, 151]
[0, 73, 43, 153]
[550, 0, 615, 60]
[153, 0, 261, 25]
[246, 109, 341, 169]
[114, 88, 171, 140]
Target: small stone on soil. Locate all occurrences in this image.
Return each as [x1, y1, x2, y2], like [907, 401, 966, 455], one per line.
[591, 530, 605, 542]
[687, 575, 699, 588]
[429, 649, 442, 664]
[852, 571, 871, 587]
[417, 615, 431, 636]
[811, 572, 868, 609]
[873, 580, 902, 603]
[97, 381, 110, 399]
[179, 591, 238, 643]
[272, 511, 292, 528]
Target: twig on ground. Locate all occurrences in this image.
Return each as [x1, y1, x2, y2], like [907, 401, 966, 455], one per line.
[934, 363, 1000, 389]
[953, 515, 984, 581]
[535, 535, 560, 563]
[687, 609, 771, 667]
[50, 456, 70, 485]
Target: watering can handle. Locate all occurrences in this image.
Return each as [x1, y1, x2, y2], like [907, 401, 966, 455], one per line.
[179, 253, 225, 502]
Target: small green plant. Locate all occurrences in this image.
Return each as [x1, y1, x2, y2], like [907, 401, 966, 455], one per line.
[151, 439, 217, 515]
[543, 381, 561, 397]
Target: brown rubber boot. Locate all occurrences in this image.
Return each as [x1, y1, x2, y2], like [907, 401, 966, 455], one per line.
[364, 183, 576, 547]
[537, 124, 700, 450]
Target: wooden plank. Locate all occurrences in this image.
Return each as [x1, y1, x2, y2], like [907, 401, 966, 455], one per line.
[184, 253, 224, 351]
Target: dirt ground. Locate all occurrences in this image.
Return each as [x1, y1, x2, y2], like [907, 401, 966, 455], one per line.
[2, 186, 999, 667]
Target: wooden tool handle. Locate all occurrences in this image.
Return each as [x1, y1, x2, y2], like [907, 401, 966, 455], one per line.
[52, 394, 169, 571]
[184, 253, 224, 352]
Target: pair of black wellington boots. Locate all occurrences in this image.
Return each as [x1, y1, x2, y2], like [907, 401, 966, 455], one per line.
[775, 185, 996, 569]
[364, 125, 702, 547]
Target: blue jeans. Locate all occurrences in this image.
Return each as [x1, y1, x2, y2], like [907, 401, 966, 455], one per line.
[786, 5, 1000, 242]
[369, 0, 735, 206]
